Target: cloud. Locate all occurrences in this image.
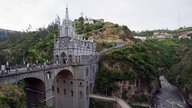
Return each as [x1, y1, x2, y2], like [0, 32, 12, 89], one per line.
[0, 0, 191, 31]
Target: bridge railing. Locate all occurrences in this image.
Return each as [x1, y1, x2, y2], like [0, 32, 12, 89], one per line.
[90, 94, 131, 108]
[0, 61, 99, 76]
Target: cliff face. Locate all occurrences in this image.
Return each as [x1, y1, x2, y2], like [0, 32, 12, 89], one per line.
[167, 48, 192, 105]
[94, 45, 160, 105]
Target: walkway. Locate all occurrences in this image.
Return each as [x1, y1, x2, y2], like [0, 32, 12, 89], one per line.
[90, 94, 132, 108]
[0, 62, 92, 77]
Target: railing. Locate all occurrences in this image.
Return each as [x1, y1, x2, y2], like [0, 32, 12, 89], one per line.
[90, 94, 131, 108]
[100, 43, 131, 54]
[0, 61, 99, 77]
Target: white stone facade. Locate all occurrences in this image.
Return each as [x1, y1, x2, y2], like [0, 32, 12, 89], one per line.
[54, 7, 98, 65]
[52, 7, 99, 108]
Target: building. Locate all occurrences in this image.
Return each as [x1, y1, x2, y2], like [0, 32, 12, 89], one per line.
[84, 18, 104, 24]
[52, 6, 99, 108]
[54, 7, 98, 65]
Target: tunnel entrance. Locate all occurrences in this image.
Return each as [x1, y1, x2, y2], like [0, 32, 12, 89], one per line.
[17, 78, 46, 108]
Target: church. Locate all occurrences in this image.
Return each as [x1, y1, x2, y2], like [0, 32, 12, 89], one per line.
[52, 6, 99, 108]
[54, 7, 98, 65]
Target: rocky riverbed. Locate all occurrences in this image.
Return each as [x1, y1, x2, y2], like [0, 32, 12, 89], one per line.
[152, 76, 190, 108]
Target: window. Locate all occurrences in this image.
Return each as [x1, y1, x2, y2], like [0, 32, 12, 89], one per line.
[80, 91, 83, 97]
[80, 82, 82, 86]
[63, 80, 65, 83]
[75, 56, 77, 63]
[86, 86, 89, 95]
[71, 91, 73, 96]
[57, 79, 59, 82]
[86, 68, 89, 76]
[71, 81, 73, 85]
[69, 55, 72, 64]
[65, 27, 68, 36]
[64, 89, 66, 95]
[79, 56, 80, 63]
[47, 72, 51, 79]
[93, 67, 95, 73]
[52, 86, 54, 92]
[57, 88, 59, 94]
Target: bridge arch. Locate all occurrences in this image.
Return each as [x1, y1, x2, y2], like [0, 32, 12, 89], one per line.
[17, 77, 46, 108]
[52, 69, 74, 108]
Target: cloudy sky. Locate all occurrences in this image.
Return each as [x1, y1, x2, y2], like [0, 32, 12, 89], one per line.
[0, 0, 192, 31]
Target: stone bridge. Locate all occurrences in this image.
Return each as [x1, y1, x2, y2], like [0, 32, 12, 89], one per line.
[0, 62, 99, 108]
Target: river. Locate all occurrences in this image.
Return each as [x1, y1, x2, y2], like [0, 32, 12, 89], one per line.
[152, 76, 190, 108]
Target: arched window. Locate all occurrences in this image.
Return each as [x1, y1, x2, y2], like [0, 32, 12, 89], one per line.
[65, 27, 68, 36]
[79, 56, 80, 63]
[64, 89, 66, 95]
[52, 86, 54, 92]
[80, 91, 83, 97]
[75, 56, 77, 63]
[86, 86, 89, 95]
[57, 88, 59, 94]
[93, 66, 95, 74]
[69, 55, 72, 64]
[71, 90, 73, 97]
[46, 71, 51, 79]
[61, 52, 66, 64]
[56, 55, 59, 63]
[90, 83, 93, 93]
[86, 68, 89, 76]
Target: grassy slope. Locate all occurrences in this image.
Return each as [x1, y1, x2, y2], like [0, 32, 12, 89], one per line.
[0, 84, 25, 108]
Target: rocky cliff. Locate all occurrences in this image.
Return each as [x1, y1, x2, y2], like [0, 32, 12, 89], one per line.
[94, 44, 160, 106]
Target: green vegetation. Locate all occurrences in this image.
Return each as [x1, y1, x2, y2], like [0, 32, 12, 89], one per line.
[133, 30, 154, 37]
[168, 48, 192, 92]
[94, 42, 159, 104]
[133, 27, 192, 37]
[0, 84, 26, 108]
[96, 42, 116, 51]
[74, 17, 105, 38]
[94, 38, 192, 104]
[100, 44, 159, 84]
[0, 20, 59, 65]
[90, 99, 114, 108]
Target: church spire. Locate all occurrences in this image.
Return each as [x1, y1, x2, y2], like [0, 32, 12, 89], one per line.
[65, 5, 69, 20]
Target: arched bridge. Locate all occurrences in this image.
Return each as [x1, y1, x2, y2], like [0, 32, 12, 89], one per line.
[0, 62, 99, 108]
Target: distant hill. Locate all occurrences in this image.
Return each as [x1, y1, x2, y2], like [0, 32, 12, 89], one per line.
[0, 28, 22, 41]
[133, 27, 192, 37]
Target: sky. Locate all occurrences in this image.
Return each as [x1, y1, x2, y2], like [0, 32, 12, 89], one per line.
[0, 0, 192, 31]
